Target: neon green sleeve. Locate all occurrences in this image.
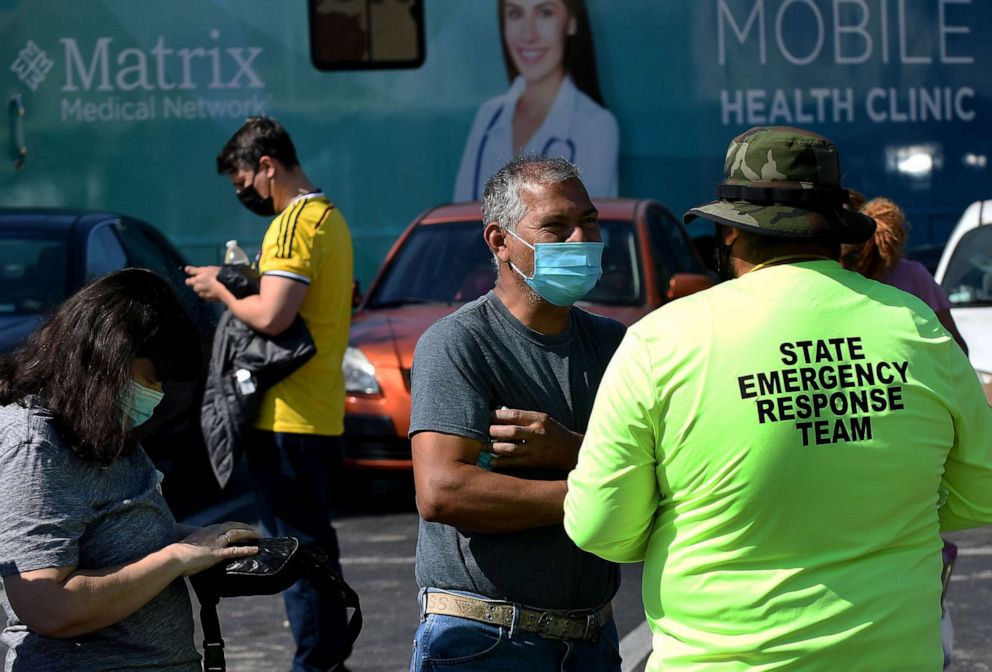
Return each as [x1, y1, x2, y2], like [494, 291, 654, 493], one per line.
[939, 343, 992, 531]
[565, 330, 660, 562]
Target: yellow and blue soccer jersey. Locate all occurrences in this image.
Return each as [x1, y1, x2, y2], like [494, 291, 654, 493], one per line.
[255, 192, 353, 436]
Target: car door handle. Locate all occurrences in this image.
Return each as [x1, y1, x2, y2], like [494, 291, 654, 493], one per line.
[10, 94, 27, 170]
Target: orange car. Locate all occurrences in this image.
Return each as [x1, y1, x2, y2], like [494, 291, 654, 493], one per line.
[341, 199, 714, 472]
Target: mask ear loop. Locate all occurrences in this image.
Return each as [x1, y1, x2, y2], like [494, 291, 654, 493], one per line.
[713, 228, 737, 279]
[256, 159, 275, 203]
[505, 228, 535, 251]
[505, 228, 537, 280]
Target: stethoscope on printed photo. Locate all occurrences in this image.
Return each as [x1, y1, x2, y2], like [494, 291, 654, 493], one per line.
[472, 106, 577, 199]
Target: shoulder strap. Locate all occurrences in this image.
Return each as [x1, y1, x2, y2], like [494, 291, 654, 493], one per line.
[297, 544, 364, 660]
[198, 593, 226, 672]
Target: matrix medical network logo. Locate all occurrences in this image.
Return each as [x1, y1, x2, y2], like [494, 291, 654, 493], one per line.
[10, 40, 54, 91]
[9, 32, 269, 123]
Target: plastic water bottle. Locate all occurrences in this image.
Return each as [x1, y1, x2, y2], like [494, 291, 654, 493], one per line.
[224, 239, 250, 266]
[234, 368, 257, 396]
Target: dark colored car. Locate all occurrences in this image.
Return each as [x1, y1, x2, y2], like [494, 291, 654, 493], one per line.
[0, 209, 222, 518]
[341, 199, 715, 474]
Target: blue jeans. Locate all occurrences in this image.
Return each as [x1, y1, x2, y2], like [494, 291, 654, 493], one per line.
[245, 430, 348, 672]
[409, 590, 622, 672]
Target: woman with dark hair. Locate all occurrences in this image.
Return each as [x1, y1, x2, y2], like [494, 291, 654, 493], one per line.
[454, 0, 619, 200]
[0, 268, 258, 670]
[842, 197, 968, 354]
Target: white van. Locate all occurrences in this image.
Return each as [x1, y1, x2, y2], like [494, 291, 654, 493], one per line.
[935, 199, 992, 403]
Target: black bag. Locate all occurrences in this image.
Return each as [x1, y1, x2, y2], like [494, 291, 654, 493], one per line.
[189, 537, 362, 672]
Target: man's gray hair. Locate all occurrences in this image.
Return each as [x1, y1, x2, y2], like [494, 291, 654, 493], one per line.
[481, 156, 582, 232]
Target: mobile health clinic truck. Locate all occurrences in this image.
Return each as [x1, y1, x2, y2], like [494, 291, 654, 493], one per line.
[2, 1, 990, 283]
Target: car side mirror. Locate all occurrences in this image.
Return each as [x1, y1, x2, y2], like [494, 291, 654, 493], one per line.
[352, 279, 363, 308]
[666, 272, 715, 301]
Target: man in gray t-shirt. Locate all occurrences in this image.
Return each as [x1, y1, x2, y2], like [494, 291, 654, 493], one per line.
[409, 157, 625, 671]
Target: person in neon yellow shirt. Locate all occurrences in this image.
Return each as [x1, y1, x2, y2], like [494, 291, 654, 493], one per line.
[564, 126, 992, 671]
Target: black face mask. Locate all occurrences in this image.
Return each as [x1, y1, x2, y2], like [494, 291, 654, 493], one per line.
[236, 175, 275, 217]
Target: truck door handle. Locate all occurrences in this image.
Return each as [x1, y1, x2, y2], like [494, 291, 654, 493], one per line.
[10, 94, 26, 170]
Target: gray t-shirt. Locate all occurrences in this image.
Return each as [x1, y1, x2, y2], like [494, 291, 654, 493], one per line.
[409, 291, 625, 610]
[0, 400, 199, 671]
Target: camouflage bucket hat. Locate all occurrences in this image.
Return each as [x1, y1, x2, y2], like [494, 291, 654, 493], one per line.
[684, 126, 875, 244]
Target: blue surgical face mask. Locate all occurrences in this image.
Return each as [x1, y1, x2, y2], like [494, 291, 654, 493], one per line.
[507, 229, 604, 307]
[119, 380, 165, 430]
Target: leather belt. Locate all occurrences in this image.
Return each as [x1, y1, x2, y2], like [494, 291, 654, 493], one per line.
[423, 592, 612, 641]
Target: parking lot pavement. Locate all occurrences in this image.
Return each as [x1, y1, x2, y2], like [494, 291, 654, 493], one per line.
[188, 478, 649, 672]
[189, 510, 421, 672]
[190, 502, 650, 672]
[2, 480, 991, 670]
[945, 527, 992, 672]
[185, 483, 990, 672]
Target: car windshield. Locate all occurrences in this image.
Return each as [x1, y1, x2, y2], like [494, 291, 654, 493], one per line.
[941, 226, 992, 307]
[0, 231, 69, 314]
[369, 219, 641, 308]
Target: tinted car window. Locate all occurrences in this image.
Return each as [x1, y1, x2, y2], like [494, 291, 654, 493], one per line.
[85, 224, 128, 281]
[116, 220, 186, 284]
[646, 205, 701, 281]
[370, 219, 642, 308]
[941, 226, 992, 306]
[115, 220, 207, 320]
[0, 232, 69, 314]
[583, 220, 642, 306]
[371, 221, 493, 307]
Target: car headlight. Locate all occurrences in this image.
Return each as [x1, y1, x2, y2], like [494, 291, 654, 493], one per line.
[343, 346, 381, 395]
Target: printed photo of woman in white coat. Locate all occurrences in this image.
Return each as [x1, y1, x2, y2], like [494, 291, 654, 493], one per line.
[453, 0, 619, 201]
